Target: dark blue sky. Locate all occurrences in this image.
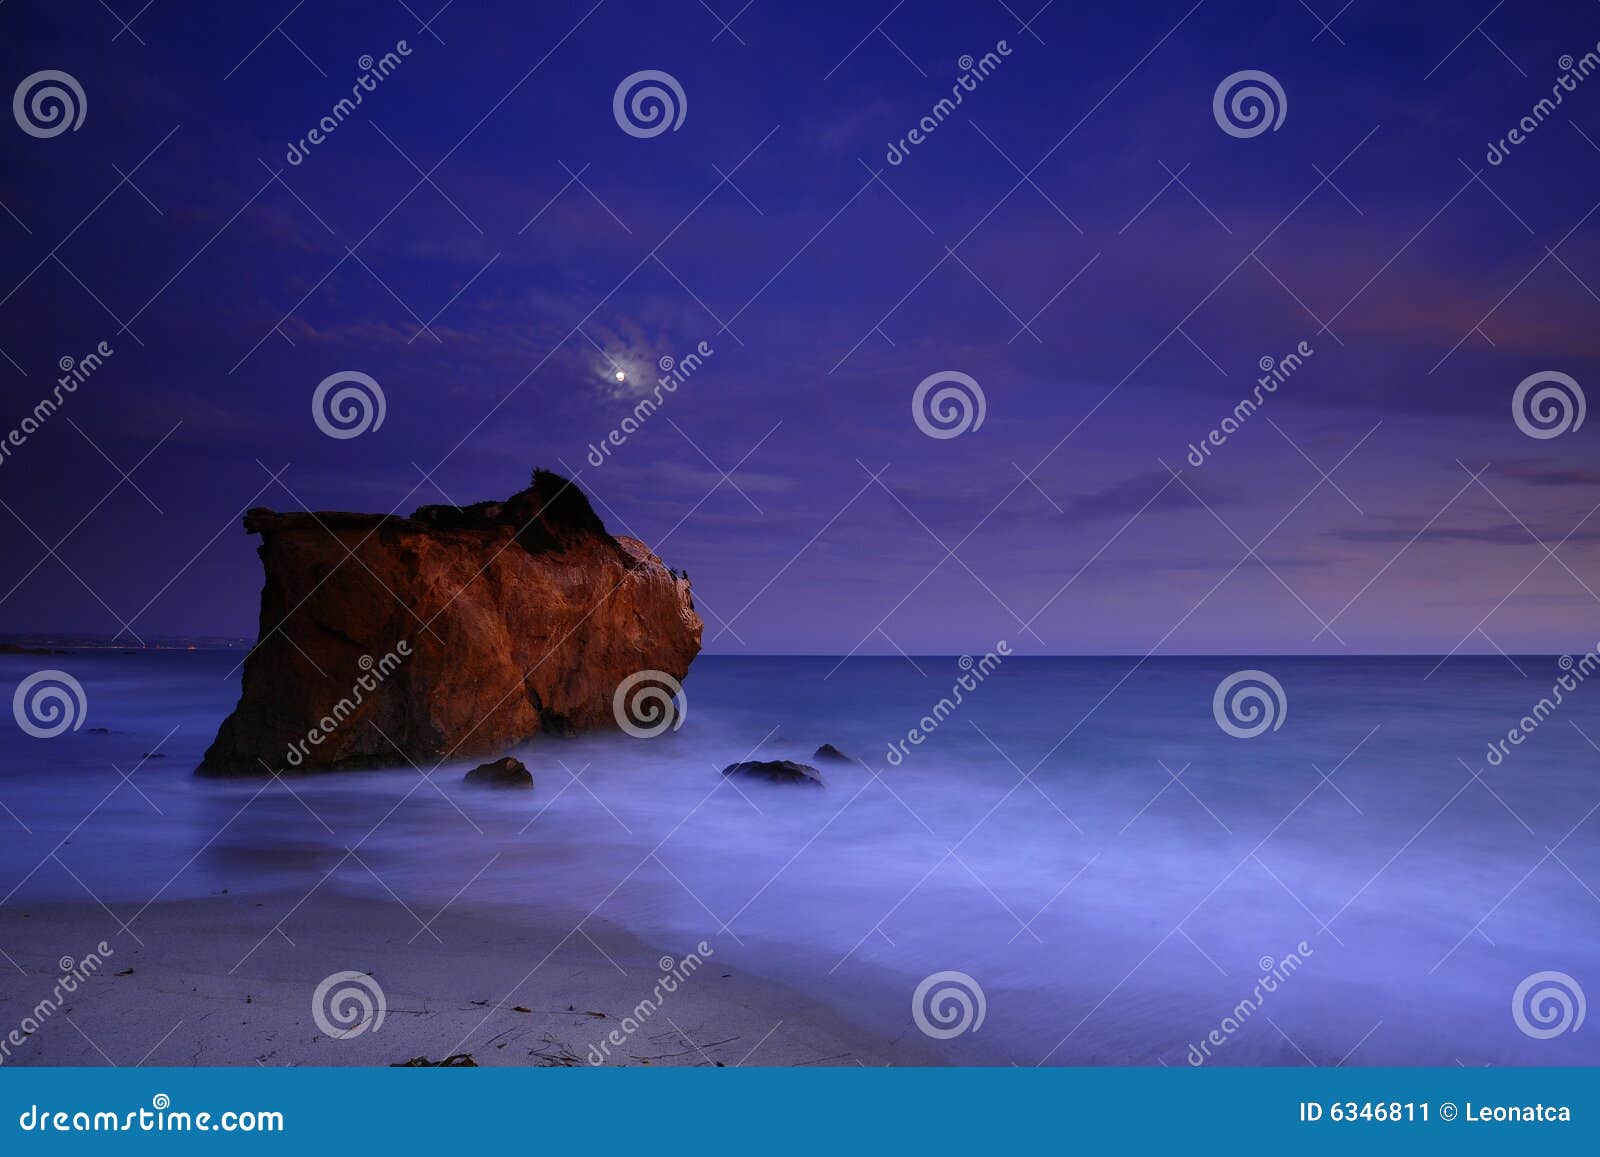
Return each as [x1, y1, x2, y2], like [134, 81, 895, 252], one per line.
[2, 0, 1599, 654]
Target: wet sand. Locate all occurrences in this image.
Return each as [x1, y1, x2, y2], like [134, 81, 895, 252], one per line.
[0, 891, 920, 1068]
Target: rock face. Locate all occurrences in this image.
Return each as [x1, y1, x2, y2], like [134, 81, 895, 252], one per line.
[199, 470, 702, 775]
[722, 760, 825, 787]
[464, 756, 533, 789]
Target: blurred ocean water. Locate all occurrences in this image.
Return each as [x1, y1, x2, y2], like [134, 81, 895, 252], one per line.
[1, 651, 1596, 1066]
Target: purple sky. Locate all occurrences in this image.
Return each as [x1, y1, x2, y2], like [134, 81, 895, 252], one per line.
[2, 0, 1599, 654]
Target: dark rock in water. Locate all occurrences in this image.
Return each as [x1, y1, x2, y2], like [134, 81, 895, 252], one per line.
[464, 756, 533, 789]
[197, 469, 701, 775]
[813, 743, 854, 764]
[722, 759, 824, 787]
[141, 752, 167, 759]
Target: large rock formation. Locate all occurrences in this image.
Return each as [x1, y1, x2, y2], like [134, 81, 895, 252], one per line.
[199, 470, 701, 775]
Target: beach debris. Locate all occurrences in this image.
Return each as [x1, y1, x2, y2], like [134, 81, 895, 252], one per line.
[528, 1045, 585, 1066]
[463, 756, 533, 789]
[722, 759, 825, 787]
[391, 1054, 478, 1067]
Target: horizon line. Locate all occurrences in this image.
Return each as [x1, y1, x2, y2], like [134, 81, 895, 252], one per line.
[0, 639, 1579, 661]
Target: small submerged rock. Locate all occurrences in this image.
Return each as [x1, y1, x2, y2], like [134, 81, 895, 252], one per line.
[722, 759, 824, 787]
[813, 743, 854, 764]
[464, 756, 533, 789]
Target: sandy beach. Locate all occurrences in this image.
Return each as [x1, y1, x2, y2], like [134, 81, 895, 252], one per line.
[0, 891, 920, 1068]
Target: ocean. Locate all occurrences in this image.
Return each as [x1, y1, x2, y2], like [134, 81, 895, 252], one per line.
[1, 650, 1596, 1066]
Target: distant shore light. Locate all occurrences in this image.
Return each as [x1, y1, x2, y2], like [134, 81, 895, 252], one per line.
[615, 370, 626, 383]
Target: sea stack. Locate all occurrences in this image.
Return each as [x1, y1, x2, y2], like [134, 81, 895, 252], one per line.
[198, 469, 701, 774]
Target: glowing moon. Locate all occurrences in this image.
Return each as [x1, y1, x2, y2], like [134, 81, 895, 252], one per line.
[614, 370, 626, 383]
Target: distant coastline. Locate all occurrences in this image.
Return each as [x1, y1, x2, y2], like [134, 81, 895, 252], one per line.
[0, 637, 249, 652]
[0, 639, 1581, 659]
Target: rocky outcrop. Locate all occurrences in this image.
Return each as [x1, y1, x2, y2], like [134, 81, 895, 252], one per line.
[199, 470, 701, 775]
[464, 756, 533, 789]
[722, 760, 825, 787]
